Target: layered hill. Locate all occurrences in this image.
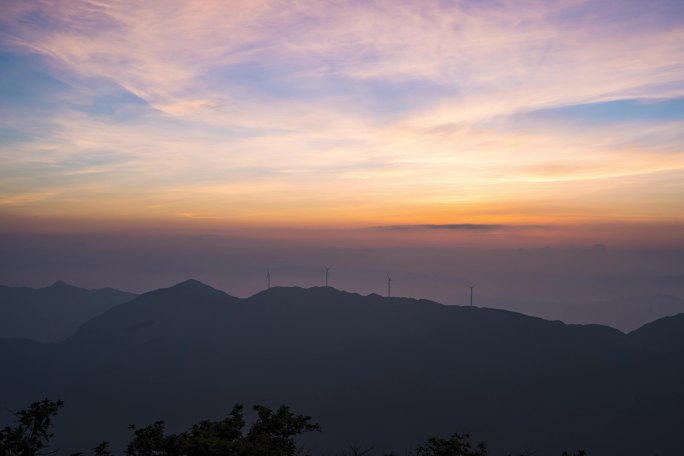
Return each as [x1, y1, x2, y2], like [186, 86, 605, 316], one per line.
[0, 281, 137, 341]
[481, 294, 684, 332]
[1, 280, 682, 455]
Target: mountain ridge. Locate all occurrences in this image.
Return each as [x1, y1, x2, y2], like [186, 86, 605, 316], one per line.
[480, 293, 684, 332]
[2, 280, 683, 455]
[0, 282, 137, 342]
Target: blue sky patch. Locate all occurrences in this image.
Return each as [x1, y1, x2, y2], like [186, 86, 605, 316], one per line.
[0, 52, 69, 106]
[523, 98, 684, 124]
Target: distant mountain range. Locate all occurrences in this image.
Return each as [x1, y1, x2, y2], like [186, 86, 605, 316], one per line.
[0, 282, 137, 341]
[480, 294, 684, 332]
[3, 281, 682, 342]
[1, 279, 682, 455]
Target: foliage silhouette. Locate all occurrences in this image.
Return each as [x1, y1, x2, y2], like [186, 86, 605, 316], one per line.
[125, 403, 320, 456]
[415, 433, 487, 456]
[0, 398, 63, 456]
[93, 442, 113, 456]
[1, 399, 591, 455]
[69, 442, 113, 456]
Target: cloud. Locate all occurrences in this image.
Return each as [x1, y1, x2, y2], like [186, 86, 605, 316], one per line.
[3, 0, 683, 118]
[0, 0, 683, 229]
[377, 224, 548, 231]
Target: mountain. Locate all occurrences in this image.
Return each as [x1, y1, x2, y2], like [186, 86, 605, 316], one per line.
[0, 281, 137, 342]
[0, 280, 682, 455]
[628, 313, 684, 355]
[479, 294, 684, 332]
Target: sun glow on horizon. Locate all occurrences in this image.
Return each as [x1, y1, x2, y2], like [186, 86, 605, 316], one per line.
[1, 0, 683, 247]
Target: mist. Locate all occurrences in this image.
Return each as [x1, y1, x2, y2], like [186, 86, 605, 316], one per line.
[2, 231, 682, 304]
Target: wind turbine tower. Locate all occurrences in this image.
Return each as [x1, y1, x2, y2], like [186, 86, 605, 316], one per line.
[266, 268, 271, 290]
[387, 274, 392, 298]
[325, 266, 330, 288]
[468, 284, 476, 306]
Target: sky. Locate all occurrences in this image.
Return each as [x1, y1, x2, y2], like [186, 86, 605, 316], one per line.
[1, 0, 683, 297]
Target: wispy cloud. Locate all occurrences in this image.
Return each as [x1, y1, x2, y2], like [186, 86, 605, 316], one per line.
[4, 0, 683, 118]
[0, 0, 683, 233]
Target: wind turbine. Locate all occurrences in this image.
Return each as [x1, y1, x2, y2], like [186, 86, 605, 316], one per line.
[468, 284, 476, 306]
[324, 266, 330, 288]
[387, 274, 392, 298]
[266, 268, 271, 290]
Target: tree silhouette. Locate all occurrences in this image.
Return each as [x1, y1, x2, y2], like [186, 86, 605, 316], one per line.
[1, 399, 590, 455]
[415, 433, 487, 456]
[125, 404, 320, 456]
[0, 398, 63, 456]
[93, 442, 113, 456]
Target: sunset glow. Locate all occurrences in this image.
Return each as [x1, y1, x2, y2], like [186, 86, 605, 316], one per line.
[1, 0, 683, 246]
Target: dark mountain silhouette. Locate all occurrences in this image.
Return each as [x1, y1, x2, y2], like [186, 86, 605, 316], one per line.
[0, 282, 137, 342]
[479, 293, 684, 332]
[1, 280, 682, 455]
[628, 313, 684, 354]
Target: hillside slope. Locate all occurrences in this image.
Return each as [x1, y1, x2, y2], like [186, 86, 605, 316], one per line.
[1, 280, 681, 455]
[0, 282, 137, 341]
